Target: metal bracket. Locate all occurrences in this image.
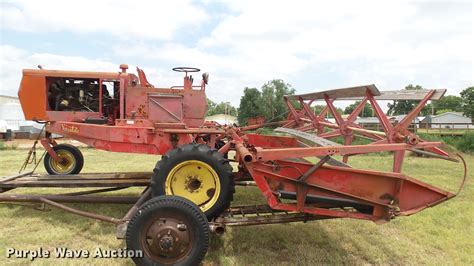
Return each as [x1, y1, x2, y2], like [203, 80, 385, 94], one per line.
[298, 155, 331, 182]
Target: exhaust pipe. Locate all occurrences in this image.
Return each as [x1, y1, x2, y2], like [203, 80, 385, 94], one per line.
[209, 224, 226, 235]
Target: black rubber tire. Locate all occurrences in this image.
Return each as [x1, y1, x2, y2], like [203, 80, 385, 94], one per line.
[126, 195, 209, 266]
[44, 144, 84, 175]
[151, 144, 234, 220]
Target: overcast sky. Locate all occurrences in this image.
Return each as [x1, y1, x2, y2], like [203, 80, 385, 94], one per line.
[0, 0, 472, 107]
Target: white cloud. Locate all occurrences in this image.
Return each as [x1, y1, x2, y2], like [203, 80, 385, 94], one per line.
[1, 0, 209, 40]
[113, 0, 472, 105]
[0, 45, 115, 95]
[111, 42, 299, 104]
[1, 1, 472, 106]
[0, 45, 211, 99]
[201, 1, 472, 68]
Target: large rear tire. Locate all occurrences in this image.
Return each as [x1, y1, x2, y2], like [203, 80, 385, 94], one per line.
[126, 195, 209, 266]
[151, 144, 234, 220]
[44, 144, 84, 175]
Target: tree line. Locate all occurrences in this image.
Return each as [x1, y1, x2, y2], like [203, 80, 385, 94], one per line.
[207, 81, 474, 125]
[207, 79, 297, 125]
[386, 85, 473, 117]
[206, 99, 238, 117]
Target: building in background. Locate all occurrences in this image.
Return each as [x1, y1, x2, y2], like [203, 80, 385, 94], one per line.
[0, 95, 42, 138]
[0, 95, 19, 104]
[205, 114, 238, 125]
[420, 112, 473, 129]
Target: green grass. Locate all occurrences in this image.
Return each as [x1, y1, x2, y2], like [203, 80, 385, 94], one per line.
[418, 132, 474, 153]
[417, 128, 471, 135]
[0, 148, 473, 265]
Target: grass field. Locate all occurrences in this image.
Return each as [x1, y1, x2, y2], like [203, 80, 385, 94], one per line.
[417, 128, 471, 136]
[0, 148, 472, 265]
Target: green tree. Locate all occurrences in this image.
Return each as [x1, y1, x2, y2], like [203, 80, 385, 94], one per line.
[311, 105, 344, 118]
[387, 84, 424, 115]
[238, 87, 263, 124]
[344, 101, 374, 117]
[432, 95, 462, 113]
[207, 99, 238, 116]
[387, 84, 439, 116]
[420, 103, 433, 116]
[435, 109, 453, 115]
[206, 98, 216, 115]
[260, 79, 295, 121]
[312, 105, 326, 115]
[213, 102, 237, 116]
[460, 86, 474, 119]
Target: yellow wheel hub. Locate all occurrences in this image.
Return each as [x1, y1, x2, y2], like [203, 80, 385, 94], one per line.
[165, 160, 220, 212]
[50, 150, 76, 173]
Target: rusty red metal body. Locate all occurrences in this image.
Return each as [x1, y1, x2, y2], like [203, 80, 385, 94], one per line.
[240, 132, 462, 223]
[18, 65, 208, 156]
[14, 65, 466, 225]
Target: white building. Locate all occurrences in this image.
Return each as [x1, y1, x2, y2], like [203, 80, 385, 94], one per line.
[0, 95, 41, 133]
[205, 114, 238, 125]
[0, 95, 19, 104]
[421, 112, 472, 129]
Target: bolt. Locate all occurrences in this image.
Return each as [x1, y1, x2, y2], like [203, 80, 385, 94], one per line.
[177, 223, 187, 231]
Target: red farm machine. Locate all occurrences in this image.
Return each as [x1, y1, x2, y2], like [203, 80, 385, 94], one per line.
[0, 64, 466, 265]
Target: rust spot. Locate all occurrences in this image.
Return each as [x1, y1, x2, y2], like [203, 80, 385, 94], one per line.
[137, 104, 147, 116]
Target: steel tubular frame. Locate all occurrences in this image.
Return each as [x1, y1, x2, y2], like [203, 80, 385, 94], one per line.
[227, 87, 466, 222]
[279, 88, 453, 172]
[233, 143, 466, 223]
[6, 63, 466, 266]
[0, 171, 345, 232]
[5, 68, 469, 234]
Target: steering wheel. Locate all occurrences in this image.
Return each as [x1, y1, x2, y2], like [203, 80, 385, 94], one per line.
[172, 67, 200, 73]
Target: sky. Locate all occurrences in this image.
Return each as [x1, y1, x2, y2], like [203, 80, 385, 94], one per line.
[0, 0, 473, 108]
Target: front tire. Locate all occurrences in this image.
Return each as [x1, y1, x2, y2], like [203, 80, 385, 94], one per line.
[44, 144, 84, 175]
[126, 196, 209, 266]
[151, 144, 234, 220]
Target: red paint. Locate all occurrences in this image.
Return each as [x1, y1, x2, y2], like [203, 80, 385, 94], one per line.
[18, 66, 464, 223]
